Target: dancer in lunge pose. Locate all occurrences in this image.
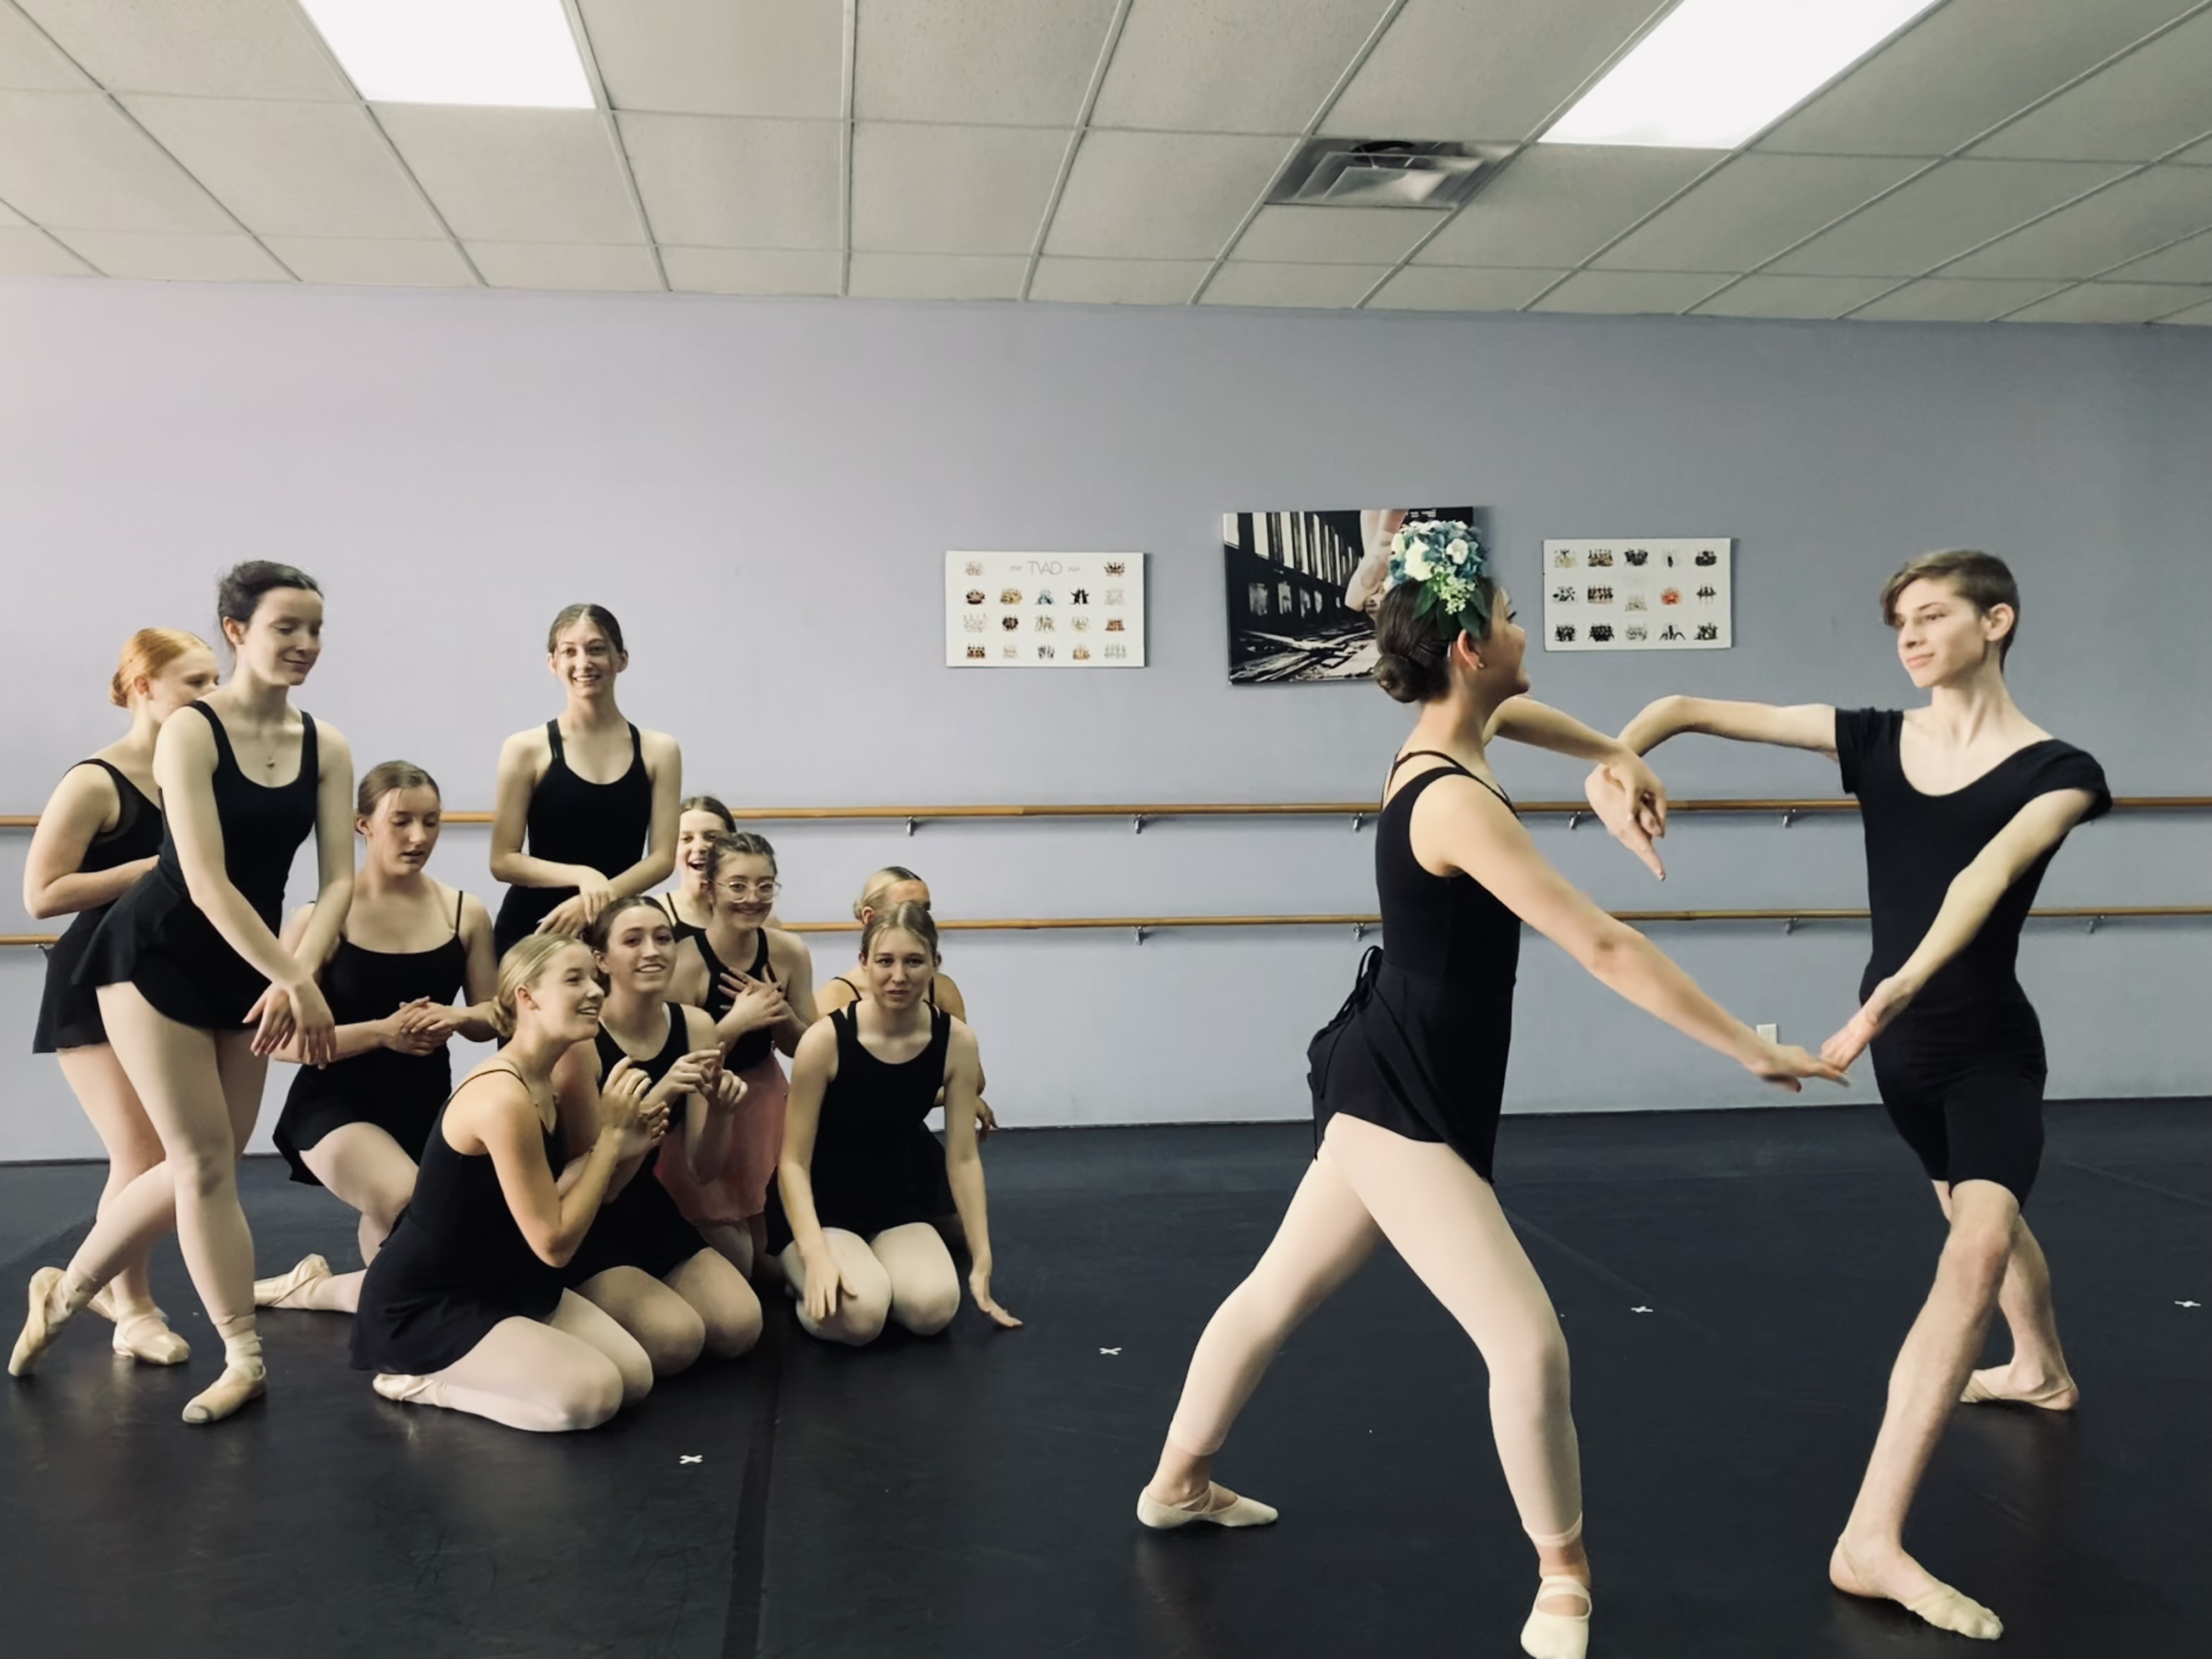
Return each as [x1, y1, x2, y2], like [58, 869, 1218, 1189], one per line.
[12, 564, 355, 1425]
[551, 898, 762, 1369]
[256, 761, 499, 1314]
[24, 628, 218, 1365]
[490, 603, 680, 956]
[1139, 527, 1840, 1659]
[1607, 550, 2107, 1642]
[771, 901, 1017, 1345]
[352, 936, 659, 1431]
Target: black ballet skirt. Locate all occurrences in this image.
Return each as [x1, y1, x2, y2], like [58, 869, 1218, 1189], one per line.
[1307, 753, 1520, 1184]
[33, 761, 162, 1053]
[272, 890, 470, 1185]
[494, 720, 652, 956]
[562, 1013, 711, 1285]
[353, 1079, 566, 1375]
[765, 1006, 953, 1252]
[75, 705, 319, 1031]
[696, 925, 777, 1070]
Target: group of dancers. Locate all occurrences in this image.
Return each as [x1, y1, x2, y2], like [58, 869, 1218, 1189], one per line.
[12, 545, 2108, 1656]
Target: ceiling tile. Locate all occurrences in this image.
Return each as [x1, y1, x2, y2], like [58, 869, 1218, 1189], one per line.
[1595, 155, 1926, 272]
[1944, 166, 2212, 278]
[260, 236, 476, 287]
[1416, 145, 1719, 268]
[855, 0, 1118, 126]
[2001, 280, 2212, 323]
[2106, 227, 2212, 283]
[1230, 204, 1440, 264]
[377, 107, 643, 244]
[1028, 256, 1209, 304]
[1848, 278, 2071, 321]
[1692, 274, 1898, 319]
[847, 251, 1027, 300]
[1973, 11, 2212, 162]
[1324, 0, 1662, 143]
[2157, 296, 2212, 322]
[1367, 264, 1560, 311]
[617, 112, 840, 247]
[15, 0, 352, 99]
[662, 246, 842, 294]
[0, 4, 92, 90]
[122, 97, 443, 239]
[1045, 129, 1291, 259]
[54, 228, 290, 281]
[1093, 0, 1387, 135]
[851, 122, 1065, 254]
[1760, 0, 2196, 157]
[1769, 160, 2128, 278]
[1200, 261, 1392, 308]
[467, 241, 663, 292]
[579, 0, 843, 119]
[0, 91, 230, 232]
[0, 223, 90, 274]
[1530, 270, 1726, 315]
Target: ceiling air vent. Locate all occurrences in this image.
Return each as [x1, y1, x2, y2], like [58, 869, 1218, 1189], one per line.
[1267, 138, 1511, 210]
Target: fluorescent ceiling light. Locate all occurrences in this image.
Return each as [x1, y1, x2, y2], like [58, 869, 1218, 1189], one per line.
[301, 0, 594, 108]
[1541, 0, 1941, 149]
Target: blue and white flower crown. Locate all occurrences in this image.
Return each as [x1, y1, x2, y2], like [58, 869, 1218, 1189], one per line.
[1385, 519, 1491, 638]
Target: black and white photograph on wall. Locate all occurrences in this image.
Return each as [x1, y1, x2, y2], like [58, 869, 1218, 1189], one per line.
[1542, 538, 1733, 652]
[1224, 506, 1475, 684]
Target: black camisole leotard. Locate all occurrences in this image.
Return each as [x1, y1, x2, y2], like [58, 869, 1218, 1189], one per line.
[1837, 708, 2109, 1202]
[77, 702, 320, 1030]
[34, 760, 162, 1053]
[561, 1009, 711, 1285]
[493, 720, 652, 957]
[1307, 750, 1521, 1183]
[696, 927, 777, 1070]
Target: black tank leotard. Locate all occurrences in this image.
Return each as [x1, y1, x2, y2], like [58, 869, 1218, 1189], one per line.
[698, 927, 777, 1069]
[764, 1005, 953, 1252]
[562, 1009, 710, 1284]
[1837, 709, 2109, 1202]
[273, 887, 470, 1184]
[1307, 751, 1521, 1183]
[77, 703, 320, 1030]
[35, 761, 162, 1053]
[352, 1066, 566, 1375]
[493, 721, 652, 956]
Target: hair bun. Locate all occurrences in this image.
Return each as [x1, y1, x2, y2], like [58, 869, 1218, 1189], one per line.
[1372, 651, 1424, 703]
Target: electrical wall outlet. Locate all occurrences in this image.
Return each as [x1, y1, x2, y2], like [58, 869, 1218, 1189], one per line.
[1756, 1023, 1778, 1042]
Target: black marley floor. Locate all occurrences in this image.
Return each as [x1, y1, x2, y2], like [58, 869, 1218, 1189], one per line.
[2, 1100, 2207, 1659]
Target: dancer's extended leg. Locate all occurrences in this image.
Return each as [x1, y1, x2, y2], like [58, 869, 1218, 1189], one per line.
[1948, 1187, 2074, 1409]
[870, 1222, 960, 1337]
[372, 1293, 650, 1432]
[54, 1046, 186, 1363]
[1830, 1177, 2017, 1640]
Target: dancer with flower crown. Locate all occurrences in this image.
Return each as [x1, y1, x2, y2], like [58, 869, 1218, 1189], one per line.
[1135, 522, 1844, 1659]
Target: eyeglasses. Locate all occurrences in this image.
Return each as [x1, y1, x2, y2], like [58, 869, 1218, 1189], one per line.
[719, 879, 779, 899]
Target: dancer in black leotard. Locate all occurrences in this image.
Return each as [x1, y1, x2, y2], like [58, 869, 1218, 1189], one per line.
[490, 603, 680, 956]
[550, 898, 761, 1372]
[657, 793, 735, 940]
[1615, 550, 2108, 1641]
[354, 935, 660, 1431]
[24, 628, 218, 1365]
[12, 564, 356, 1427]
[772, 901, 1018, 1346]
[1138, 540, 1840, 1659]
[254, 761, 499, 1316]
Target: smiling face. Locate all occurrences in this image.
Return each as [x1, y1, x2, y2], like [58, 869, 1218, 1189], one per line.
[358, 783, 442, 878]
[712, 851, 778, 927]
[516, 941, 603, 1043]
[548, 619, 623, 699]
[138, 646, 220, 723]
[676, 810, 726, 891]
[1890, 575, 2012, 688]
[1452, 586, 1529, 700]
[863, 926, 935, 1012]
[227, 588, 323, 687]
[594, 905, 675, 995]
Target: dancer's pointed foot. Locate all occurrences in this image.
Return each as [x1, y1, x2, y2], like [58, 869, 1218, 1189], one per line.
[1831, 1537, 2002, 1640]
[1520, 1573, 1592, 1659]
[8, 1268, 71, 1378]
[182, 1333, 266, 1425]
[373, 1372, 437, 1407]
[252, 1254, 332, 1310]
[111, 1309, 190, 1365]
[1136, 1481, 1278, 1530]
[1961, 1363, 2077, 1411]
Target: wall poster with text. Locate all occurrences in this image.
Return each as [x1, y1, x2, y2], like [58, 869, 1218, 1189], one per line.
[1541, 538, 1733, 652]
[946, 551, 1147, 668]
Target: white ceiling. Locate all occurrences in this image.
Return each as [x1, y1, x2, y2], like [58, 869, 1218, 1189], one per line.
[2, 0, 2209, 325]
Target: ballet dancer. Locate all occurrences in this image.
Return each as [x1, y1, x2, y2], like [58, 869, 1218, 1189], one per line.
[551, 898, 763, 1370]
[1606, 550, 2108, 1641]
[23, 628, 218, 1365]
[657, 793, 737, 939]
[490, 603, 680, 956]
[255, 761, 499, 1314]
[352, 936, 661, 1431]
[1137, 541, 1841, 1659]
[771, 901, 1018, 1345]
[12, 563, 357, 1425]
[662, 832, 816, 1272]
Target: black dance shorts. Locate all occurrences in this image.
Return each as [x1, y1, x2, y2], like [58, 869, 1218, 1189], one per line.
[1871, 1055, 2046, 1205]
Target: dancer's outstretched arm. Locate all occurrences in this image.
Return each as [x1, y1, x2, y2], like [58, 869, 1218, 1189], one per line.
[1822, 788, 2100, 1069]
[1489, 697, 1670, 877]
[1618, 694, 1837, 758]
